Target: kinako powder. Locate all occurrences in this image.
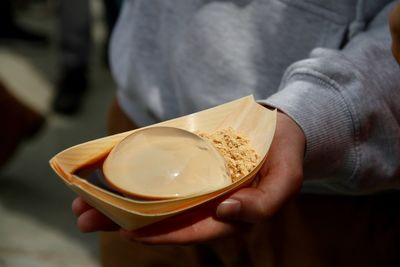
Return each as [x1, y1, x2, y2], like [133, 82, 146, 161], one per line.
[198, 127, 259, 183]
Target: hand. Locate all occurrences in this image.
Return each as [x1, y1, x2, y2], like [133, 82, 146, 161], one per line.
[72, 111, 305, 244]
[390, 2, 400, 64]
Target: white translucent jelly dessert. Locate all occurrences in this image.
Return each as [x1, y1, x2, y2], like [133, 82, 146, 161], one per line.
[103, 126, 231, 199]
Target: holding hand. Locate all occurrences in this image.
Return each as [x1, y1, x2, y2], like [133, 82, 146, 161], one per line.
[72, 112, 305, 245]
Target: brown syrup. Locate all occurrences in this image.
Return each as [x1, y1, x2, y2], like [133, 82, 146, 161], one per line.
[73, 153, 123, 196]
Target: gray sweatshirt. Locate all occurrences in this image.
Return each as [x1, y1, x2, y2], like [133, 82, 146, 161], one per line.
[110, 0, 400, 194]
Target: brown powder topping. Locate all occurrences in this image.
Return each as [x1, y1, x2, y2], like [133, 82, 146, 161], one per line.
[198, 128, 259, 182]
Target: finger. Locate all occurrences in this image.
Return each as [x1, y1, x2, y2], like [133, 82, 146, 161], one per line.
[121, 217, 237, 245]
[122, 220, 239, 245]
[216, 112, 304, 222]
[120, 202, 239, 245]
[216, 149, 303, 222]
[72, 197, 93, 217]
[216, 168, 301, 223]
[77, 208, 119, 233]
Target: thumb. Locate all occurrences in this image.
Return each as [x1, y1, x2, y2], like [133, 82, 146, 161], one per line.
[216, 167, 302, 223]
[216, 111, 305, 223]
[216, 188, 267, 223]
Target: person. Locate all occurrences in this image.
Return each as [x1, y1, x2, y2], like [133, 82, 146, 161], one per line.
[390, 1, 400, 63]
[53, 0, 121, 115]
[0, 0, 47, 44]
[72, 0, 400, 266]
[52, 0, 91, 115]
[0, 80, 45, 168]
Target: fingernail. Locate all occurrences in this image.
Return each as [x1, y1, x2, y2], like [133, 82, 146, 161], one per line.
[216, 199, 241, 219]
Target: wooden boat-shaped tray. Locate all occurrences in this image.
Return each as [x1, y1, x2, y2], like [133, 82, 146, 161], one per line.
[49, 96, 276, 230]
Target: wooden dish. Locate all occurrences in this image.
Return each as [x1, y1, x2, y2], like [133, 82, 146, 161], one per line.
[49, 95, 276, 230]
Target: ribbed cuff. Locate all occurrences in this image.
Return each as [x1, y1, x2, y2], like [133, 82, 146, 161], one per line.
[259, 73, 357, 181]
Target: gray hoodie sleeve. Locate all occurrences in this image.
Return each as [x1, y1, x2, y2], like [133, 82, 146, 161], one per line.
[261, 2, 400, 194]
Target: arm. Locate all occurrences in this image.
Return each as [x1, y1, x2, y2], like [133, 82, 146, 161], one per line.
[262, 2, 400, 194]
[73, 2, 400, 244]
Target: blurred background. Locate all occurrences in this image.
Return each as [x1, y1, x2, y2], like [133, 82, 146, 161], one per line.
[0, 0, 120, 266]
